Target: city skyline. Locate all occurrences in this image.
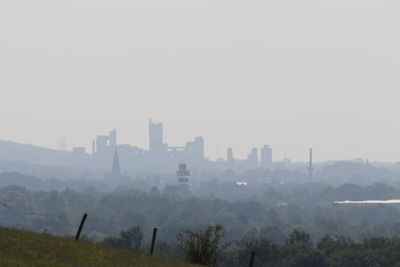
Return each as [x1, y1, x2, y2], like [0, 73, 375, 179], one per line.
[0, 118, 396, 163]
[89, 120, 273, 173]
[2, 0, 400, 162]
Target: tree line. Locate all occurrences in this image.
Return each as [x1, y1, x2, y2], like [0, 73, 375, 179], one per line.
[100, 224, 400, 267]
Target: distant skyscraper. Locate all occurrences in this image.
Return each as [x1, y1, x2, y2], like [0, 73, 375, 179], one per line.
[109, 129, 117, 150]
[112, 149, 121, 177]
[260, 145, 273, 169]
[96, 135, 109, 154]
[184, 136, 204, 162]
[94, 129, 117, 155]
[92, 140, 96, 155]
[149, 120, 164, 154]
[247, 148, 259, 169]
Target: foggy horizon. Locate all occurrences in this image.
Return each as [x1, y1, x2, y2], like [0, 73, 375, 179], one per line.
[2, 0, 400, 162]
[4, 2, 400, 265]
[0, 123, 393, 164]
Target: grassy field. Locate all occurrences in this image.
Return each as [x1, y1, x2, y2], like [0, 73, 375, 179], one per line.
[0, 226, 196, 266]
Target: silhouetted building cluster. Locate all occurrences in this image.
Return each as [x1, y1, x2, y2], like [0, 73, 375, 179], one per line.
[225, 145, 273, 172]
[89, 120, 273, 174]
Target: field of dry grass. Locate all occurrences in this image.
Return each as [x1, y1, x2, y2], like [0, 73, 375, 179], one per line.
[0, 226, 196, 266]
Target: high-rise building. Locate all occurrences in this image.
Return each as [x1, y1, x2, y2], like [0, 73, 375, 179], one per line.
[184, 136, 204, 162]
[260, 145, 273, 169]
[109, 129, 117, 150]
[94, 129, 117, 155]
[149, 120, 164, 154]
[96, 135, 108, 154]
[247, 148, 259, 169]
[92, 140, 96, 155]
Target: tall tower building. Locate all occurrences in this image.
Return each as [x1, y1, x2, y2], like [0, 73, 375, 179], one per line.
[260, 145, 273, 169]
[92, 140, 96, 155]
[247, 148, 259, 169]
[94, 130, 117, 155]
[96, 135, 109, 154]
[193, 136, 204, 160]
[149, 120, 164, 154]
[184, 136, 205, 163]
[109, 129, 117, 150]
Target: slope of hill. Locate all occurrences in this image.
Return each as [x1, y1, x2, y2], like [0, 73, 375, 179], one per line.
[0, 140, 94, 168]
[0, 140, 74, 165]
[0, 227, 195, 266]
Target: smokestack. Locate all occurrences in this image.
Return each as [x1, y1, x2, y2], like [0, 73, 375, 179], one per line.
[308, 148, 314, 180]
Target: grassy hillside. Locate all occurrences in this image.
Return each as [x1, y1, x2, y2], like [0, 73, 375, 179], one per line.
[0, 227, 196, 266]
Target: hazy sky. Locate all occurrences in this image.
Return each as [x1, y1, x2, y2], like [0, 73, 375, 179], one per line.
[1, 0, 400, 162]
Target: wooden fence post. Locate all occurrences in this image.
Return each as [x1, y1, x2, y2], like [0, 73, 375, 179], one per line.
[75, 213, 88, 241]
[150, 227, 158, 255]
[249, 251, 255, 267]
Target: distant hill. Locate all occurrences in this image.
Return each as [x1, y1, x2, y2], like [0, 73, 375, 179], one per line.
[0, 140, 71, 165]
[0, 140, 90, 167]
[0, 226, 196, 267]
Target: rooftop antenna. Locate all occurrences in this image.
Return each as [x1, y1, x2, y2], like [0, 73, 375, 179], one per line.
[308, 148, 314, 180]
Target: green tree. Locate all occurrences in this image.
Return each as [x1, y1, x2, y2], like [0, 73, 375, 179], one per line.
[177, 224, 230, 266]
[317, 235, 354, 256]
[286, 229, 311, 245]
